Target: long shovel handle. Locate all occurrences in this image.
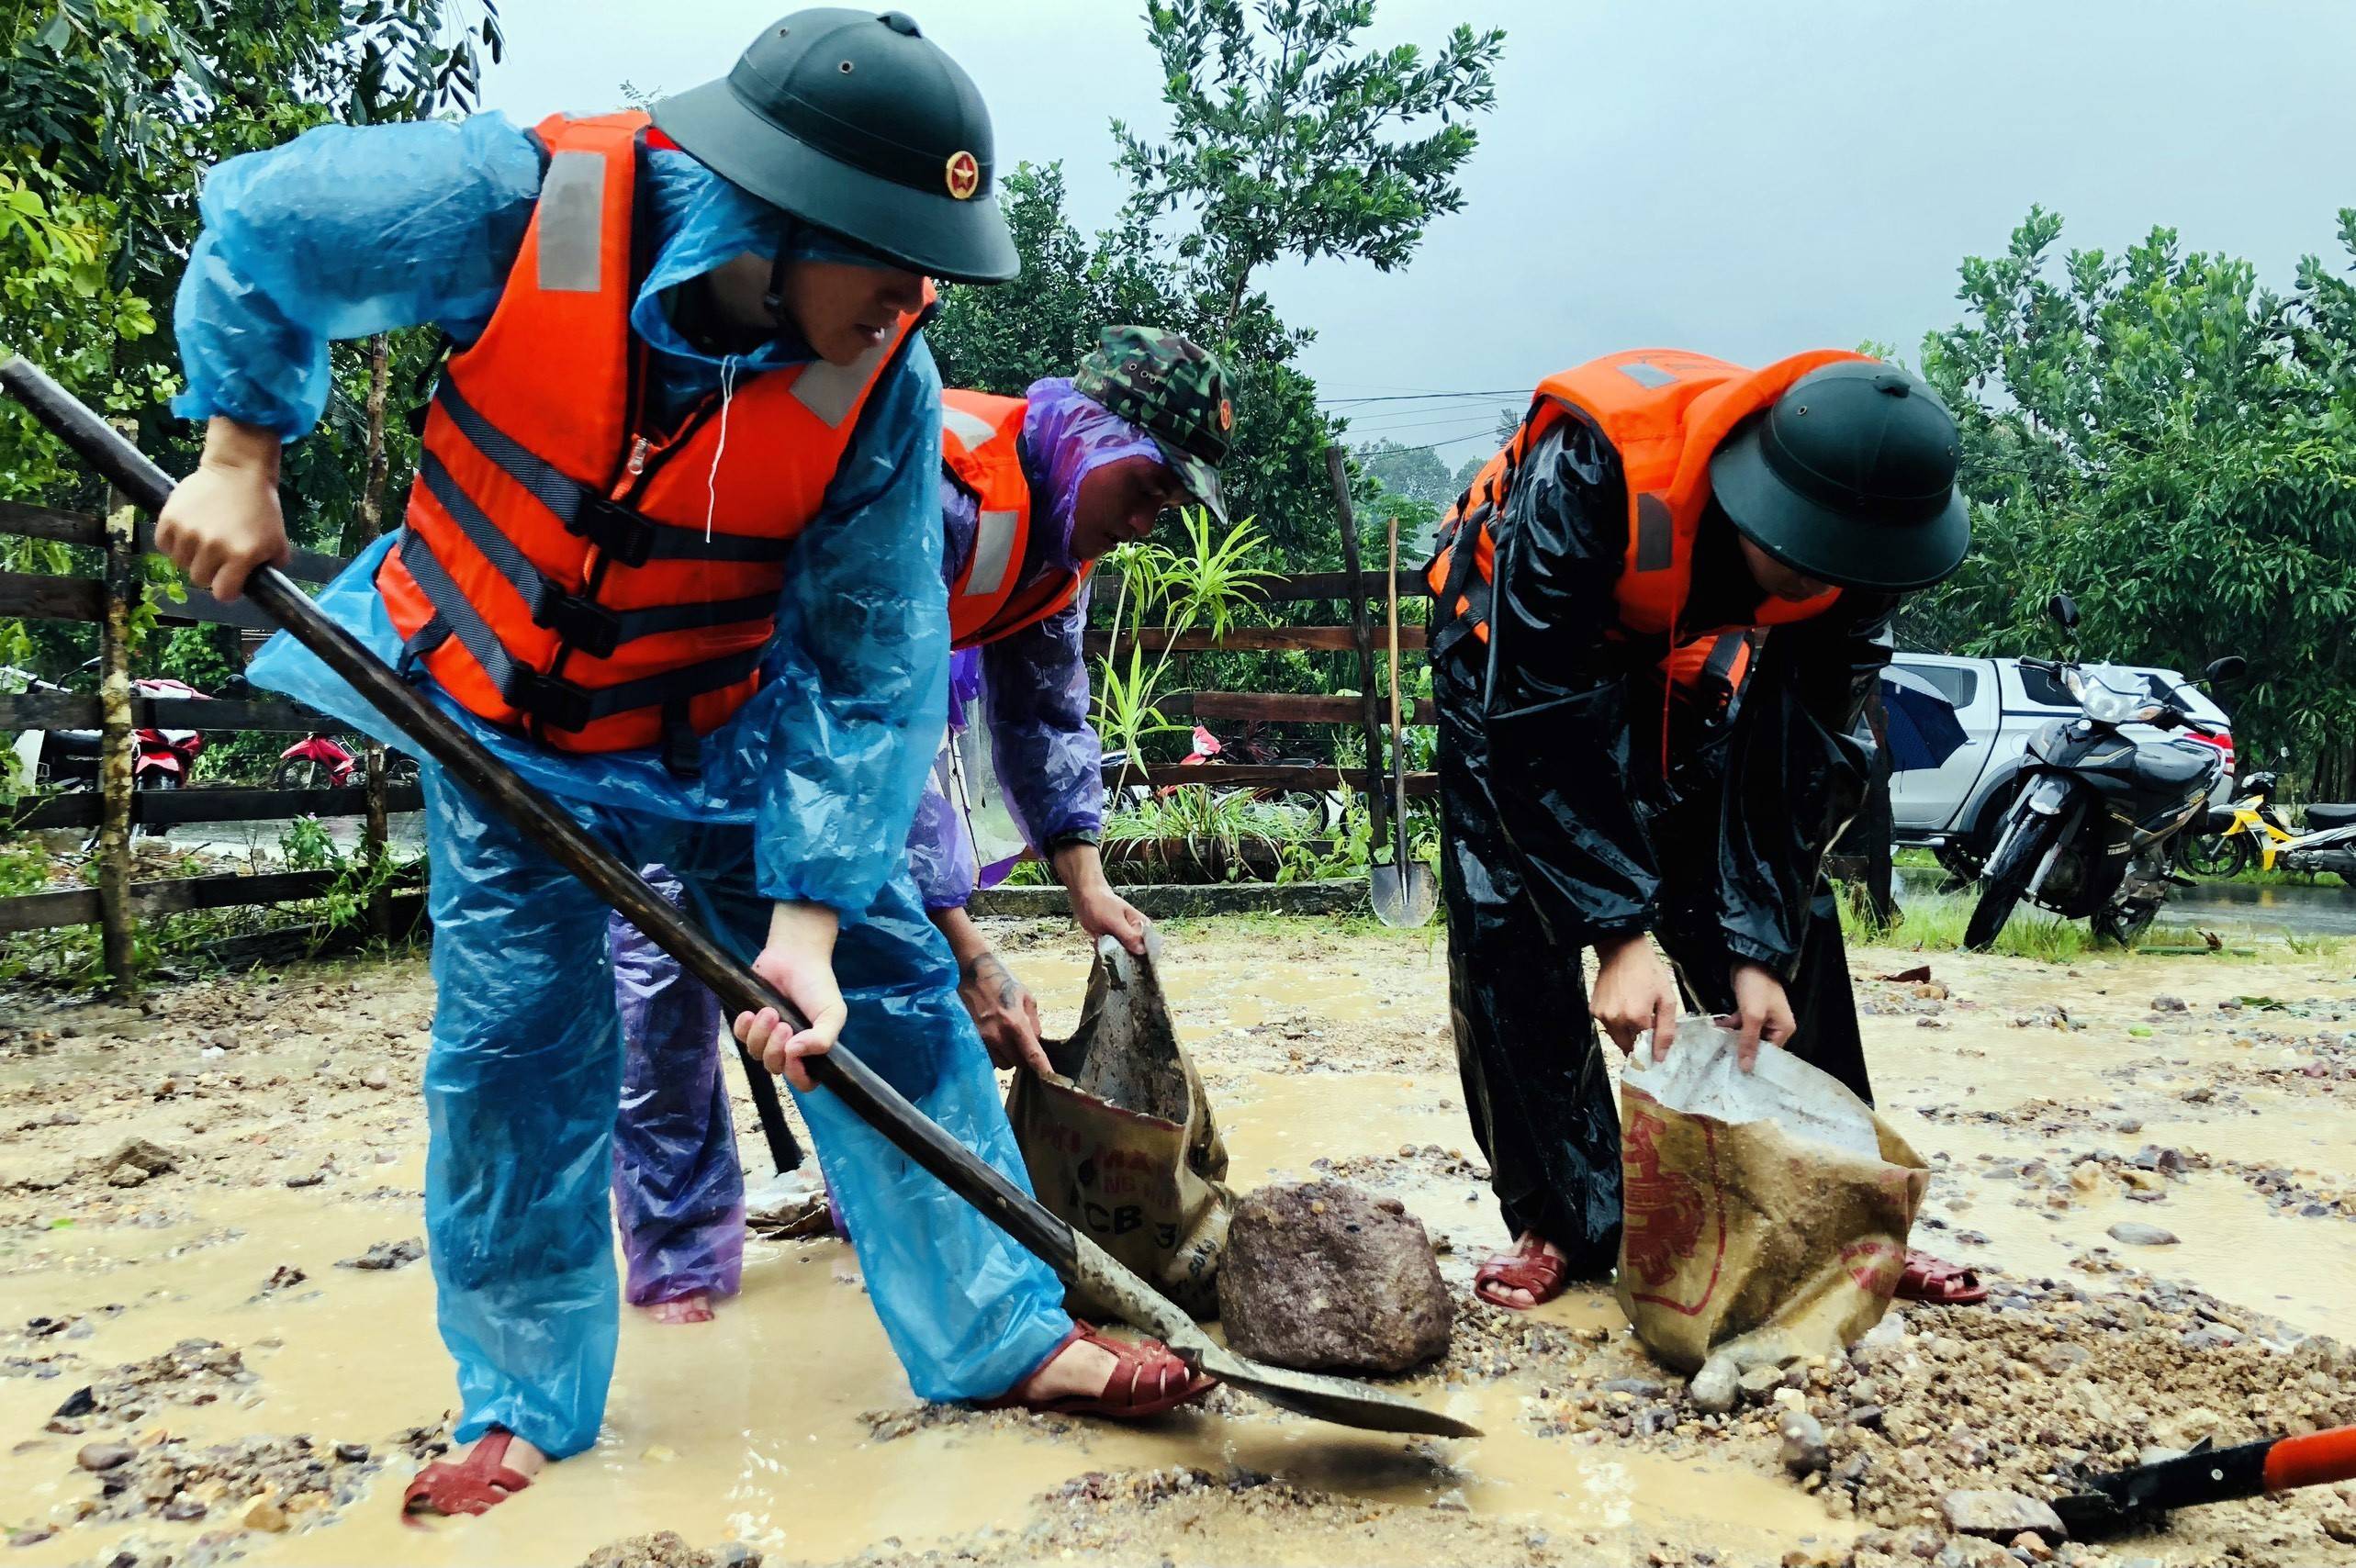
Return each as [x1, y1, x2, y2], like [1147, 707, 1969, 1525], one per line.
[1384, 518, 1411, 868]
[0, 355, 1080, 1281]
[1324, 448, 1389, 854]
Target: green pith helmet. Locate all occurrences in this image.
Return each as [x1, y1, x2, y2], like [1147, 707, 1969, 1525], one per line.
[1073, 326, 1236, 523]
[652, 9, 1017, 284]
[1709, 361, 1971, 593]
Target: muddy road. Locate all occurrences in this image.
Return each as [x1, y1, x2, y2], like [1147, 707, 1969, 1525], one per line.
[3, 922, 2353, 1567]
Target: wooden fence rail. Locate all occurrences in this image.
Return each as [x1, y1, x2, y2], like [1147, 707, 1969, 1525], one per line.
[4, 487, 1434, 961]
[1, 497, 417, 974]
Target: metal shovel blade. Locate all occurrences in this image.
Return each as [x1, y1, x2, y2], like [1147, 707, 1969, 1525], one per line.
[1371, 859, 1439, 928]
[1071, 1232, 1480, 1439]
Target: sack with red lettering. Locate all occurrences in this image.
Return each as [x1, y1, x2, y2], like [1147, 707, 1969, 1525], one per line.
[1006, 932, 1232, 1318]
[1615, 1017, 1928, 1375]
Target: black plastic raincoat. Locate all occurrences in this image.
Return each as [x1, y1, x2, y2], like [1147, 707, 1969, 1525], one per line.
[1433, 408, 1896, 1275]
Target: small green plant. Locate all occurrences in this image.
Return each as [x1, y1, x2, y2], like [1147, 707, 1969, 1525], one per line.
[1093, 508, 1278, 788]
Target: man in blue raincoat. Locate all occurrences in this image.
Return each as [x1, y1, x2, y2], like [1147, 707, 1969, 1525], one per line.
[611, 332, 1237, 1324]
[153, 9, 1213, 1524]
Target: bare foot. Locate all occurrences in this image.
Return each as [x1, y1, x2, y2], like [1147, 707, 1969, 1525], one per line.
[1015, 1336, 1118, 1402]
[473, 1431, 547, 1480]
[1488, 1230, 1568, 1309]
[643, 1292, 713, 1325]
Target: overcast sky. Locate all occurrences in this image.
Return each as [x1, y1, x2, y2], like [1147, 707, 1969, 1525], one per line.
[479, 0, 2356, 463]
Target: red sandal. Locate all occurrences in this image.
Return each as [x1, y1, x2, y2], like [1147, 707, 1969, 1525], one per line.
[1895, 1249, 1989, 1305]
[1475, 1236, 1571, 1312]
[643, 1292, 715, 1326]
[401, 1428, 533, 1522]
[976, 1322, 1216, 1421]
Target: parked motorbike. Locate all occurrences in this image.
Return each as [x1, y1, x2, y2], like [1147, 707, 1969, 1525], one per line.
[2180, 770, 2356, 879]
[272, 733, 420, 791]
[1155, 722, 1336, 834]
[1965, 594, 2244, 950]
[130, 677, 207, 797]
[6, 666, 89, 790]
[6, 667, 203, 795]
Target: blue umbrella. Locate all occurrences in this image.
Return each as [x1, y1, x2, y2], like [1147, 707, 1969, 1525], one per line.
[1879, 666, 1969, 772]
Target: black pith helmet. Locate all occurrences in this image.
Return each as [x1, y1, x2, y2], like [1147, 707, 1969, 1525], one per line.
[652, 9, 1018, 284]
[1708, 361, 1971, 593]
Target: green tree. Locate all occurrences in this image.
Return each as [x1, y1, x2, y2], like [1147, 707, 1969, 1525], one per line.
[1115, 0, 1503, 339]
[1913, 207, 2356, 793]
[1, 0, 500, 685]
[1354, 437, 1453, 506]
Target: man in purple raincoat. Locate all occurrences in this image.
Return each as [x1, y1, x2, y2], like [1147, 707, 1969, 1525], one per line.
[611, 330, 1236, 1322]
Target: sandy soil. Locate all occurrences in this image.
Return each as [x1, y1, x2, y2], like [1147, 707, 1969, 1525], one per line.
[2, 920, 2353, 1568]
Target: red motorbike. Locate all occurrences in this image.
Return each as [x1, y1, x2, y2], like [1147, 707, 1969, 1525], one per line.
[273, 734, 420, 790]
[131, 678, 207, 794]
[1151, 722, 1336, 834]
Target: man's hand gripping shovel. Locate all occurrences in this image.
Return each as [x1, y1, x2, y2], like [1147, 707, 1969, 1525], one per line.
[1, 355, 1475, 1441]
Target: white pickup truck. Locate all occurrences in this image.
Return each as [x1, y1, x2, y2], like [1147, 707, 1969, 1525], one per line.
[1887, 653, 2236, 873]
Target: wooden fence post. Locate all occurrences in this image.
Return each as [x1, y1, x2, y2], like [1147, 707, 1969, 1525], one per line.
[95, 428, 141, 996]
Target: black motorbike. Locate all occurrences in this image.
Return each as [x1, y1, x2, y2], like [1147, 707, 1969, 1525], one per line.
[1965, 595, 2244, 950]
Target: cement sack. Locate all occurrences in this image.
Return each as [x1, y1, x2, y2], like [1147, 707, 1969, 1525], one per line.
[1615, 1015, 1928, 1374]
[1006, 931, 1232, 1317]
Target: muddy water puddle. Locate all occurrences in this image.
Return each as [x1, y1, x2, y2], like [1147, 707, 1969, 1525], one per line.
[10, 931, 2351, 1564]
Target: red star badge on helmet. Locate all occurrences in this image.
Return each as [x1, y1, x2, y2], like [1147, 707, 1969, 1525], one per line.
[1218, 398, 1235, 432]
[945, 151, 980, 201]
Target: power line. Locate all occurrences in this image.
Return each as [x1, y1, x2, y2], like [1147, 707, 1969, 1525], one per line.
[1317, 388, 1523, 408]
[1364, 424, 1507, 457]
[1334, 407, 1513, 436]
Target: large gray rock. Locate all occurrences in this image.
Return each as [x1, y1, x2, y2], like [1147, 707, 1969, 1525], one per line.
[1216, 1181, 1451, 1373]
[1938, 1489, 2067, 1540]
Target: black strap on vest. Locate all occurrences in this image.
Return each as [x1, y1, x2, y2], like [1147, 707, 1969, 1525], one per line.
[396, 526, 764, 739]
[434, 380, 798, 566]
[418, 453, 777, 659]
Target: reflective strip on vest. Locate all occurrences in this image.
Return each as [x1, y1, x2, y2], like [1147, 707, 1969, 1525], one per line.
[964, 510, 1020, 599]
[942, 403, 999, 450]
[534, 152, 607, 294]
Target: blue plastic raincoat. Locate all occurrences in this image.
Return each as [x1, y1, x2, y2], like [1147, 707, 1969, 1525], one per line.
[610, 379, 1162, 1294]
[183, 111, 1071, 1457]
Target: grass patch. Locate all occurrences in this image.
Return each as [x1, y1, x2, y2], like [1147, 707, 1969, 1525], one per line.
[1843, 888, 2097, 962]
[2204, 863, 2346, 889]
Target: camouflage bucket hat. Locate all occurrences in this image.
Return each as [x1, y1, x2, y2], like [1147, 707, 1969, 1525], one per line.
[1073, 325, 1234, 522]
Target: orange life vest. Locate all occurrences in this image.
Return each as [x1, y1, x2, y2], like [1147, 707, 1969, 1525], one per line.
[1426, 348, 1865, 708]
[939, 388, 1089, 649]
[377, 109, 933, 764]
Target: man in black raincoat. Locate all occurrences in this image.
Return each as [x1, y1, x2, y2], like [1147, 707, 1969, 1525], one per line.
[1422, 350, 1983, 1311]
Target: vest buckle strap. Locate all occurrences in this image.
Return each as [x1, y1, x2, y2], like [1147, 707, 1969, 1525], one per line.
[531, 589, 623, 660]
[568, 494, 657, 569]
[508, 666, 597, 734]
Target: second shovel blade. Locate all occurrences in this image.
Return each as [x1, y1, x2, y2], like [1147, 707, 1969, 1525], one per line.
[1372, 862, 1439, 928]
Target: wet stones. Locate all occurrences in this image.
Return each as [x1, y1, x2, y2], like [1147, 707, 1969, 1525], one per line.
[1216, 1181, 1451, 1373]
[2105, 1222, 2180, 1247]
[97, 1137, 180, 1189]
[579, 1531, 752, 1568]
[1936, 1489, 2066, 1541]
[1688, 1358, 1739, 1414]
[77, 1440, 136, 1471]
[335, 1238, 424, 1271]
[1778, 1409, 1831, 1475]
[2150, 995, 2188, 1013]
